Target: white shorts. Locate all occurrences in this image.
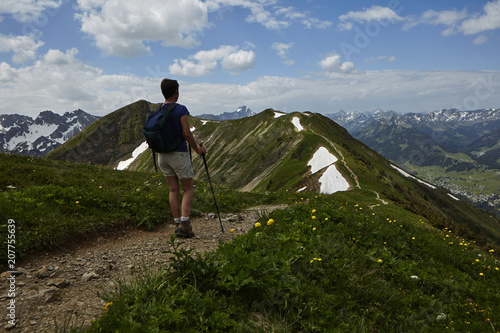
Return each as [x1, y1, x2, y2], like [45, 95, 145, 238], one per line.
[158, 152, 193, 179]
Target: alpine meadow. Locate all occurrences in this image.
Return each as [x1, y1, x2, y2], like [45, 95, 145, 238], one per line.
[1, 100, 500, 332]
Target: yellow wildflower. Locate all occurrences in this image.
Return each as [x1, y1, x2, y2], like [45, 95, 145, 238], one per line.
[104, 302, 113, 310]
[230, 229, 235, 233]
[312, 216, 316, 219]
[312, 209, 316, 213]
[377, 259, 383, 263]
[267, 219, 275, 226]
[255, 222, 261, 227]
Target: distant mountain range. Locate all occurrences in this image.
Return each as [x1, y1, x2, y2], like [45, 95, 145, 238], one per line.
[198, 105, 255, 121]
[0, 110, 99, 157]
[327, 108, 500, 169]
[327, 108, 500, 218]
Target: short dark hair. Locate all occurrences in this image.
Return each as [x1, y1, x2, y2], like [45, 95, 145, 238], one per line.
[161, 79, 179, 99]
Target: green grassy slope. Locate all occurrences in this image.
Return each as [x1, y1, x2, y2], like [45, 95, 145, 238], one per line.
[0, 154, 265, 265]
[1, 154, 499, 332]
[80, 195, 500, 332]
[45, 102, 500, 248]
[47, 100, 156, 167]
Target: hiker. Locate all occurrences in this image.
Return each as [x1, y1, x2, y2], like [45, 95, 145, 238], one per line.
[158, 78, 206, 238]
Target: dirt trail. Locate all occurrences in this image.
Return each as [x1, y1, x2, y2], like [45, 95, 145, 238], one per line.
[0, 205, 286, 332]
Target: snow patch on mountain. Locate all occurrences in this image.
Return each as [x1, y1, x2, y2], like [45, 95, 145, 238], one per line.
[319, 165, 350, 194]
[391, 165, 436, 189]
[308, 147, 337, 173]
[307, 146, 349, 194]
[292, 117, 303, 131]
[116, 141, 149, 171]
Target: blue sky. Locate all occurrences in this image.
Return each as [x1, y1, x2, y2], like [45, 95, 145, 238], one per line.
[1, 0, 500, 117]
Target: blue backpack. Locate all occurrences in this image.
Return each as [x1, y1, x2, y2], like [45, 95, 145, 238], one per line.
[143, 103, 182, 171]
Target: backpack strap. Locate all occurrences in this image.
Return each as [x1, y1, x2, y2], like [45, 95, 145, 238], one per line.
[152, 150, 158, 174]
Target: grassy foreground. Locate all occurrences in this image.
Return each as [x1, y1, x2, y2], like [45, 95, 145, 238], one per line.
[81, 202, 499, 331]
[1, 154, 499, 332]
[0, 154, 266, 264]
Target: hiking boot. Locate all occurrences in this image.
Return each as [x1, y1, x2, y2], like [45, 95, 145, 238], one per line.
[175, 220, 195, 238]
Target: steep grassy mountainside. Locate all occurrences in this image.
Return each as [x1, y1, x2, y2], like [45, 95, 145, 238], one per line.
[47, 100, 156, 166]
[46, 101, 500, 248]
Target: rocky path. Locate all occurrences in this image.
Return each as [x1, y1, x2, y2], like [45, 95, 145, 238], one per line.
[1, 206, 285, 332]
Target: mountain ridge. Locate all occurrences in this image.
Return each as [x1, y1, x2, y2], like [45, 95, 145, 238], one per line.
[198, 105, 256, 121]
[0, 109, 99, 156]
[46, 100, 500, 248]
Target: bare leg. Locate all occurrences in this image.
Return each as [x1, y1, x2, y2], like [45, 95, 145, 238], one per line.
[166, 176, 180, 219]
[180, 178, 194, 218]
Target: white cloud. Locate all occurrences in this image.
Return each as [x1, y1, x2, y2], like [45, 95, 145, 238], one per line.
[473, 35, 488, 45]
[403, 9, 468, 36]
[274, 6, 332, 29]
[169, 45, 255, 76]
[0, 0, 63, 22]
[0, 62, 18, 82]
[75, 0, 211, 57]
[403, 1, 500, 38]
[2, 48, 500, 118]
[42, 48, 79, 65]
[206, 0, 331, 30]
[74, 0, 331, 57]
[338, 5, 404, 31]
[242, 1, 288, 30]
[318, 53, 355, 75]
[365, 55, 396, 63]
[0, 34, 44, 63]
[179, 71, 500, 116]
[0, 48, 159, 116]
[169, 59, 217, 77]
[221, 50, 256, 70]
[459, 0, 500, 35]
[272, 42, 294, 65]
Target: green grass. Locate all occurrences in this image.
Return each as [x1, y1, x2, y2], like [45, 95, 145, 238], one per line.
[78, 196, 499, 332]
[0, 154, 276, 265]
[2, 154, 499, 332]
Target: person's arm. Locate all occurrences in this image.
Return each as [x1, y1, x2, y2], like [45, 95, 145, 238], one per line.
[180, 115, 206, 155]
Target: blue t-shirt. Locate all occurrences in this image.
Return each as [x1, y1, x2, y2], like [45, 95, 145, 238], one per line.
[163, 103, 189, 152]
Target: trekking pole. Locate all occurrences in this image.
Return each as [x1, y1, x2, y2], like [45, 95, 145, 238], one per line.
[200, 142, 224, 233]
